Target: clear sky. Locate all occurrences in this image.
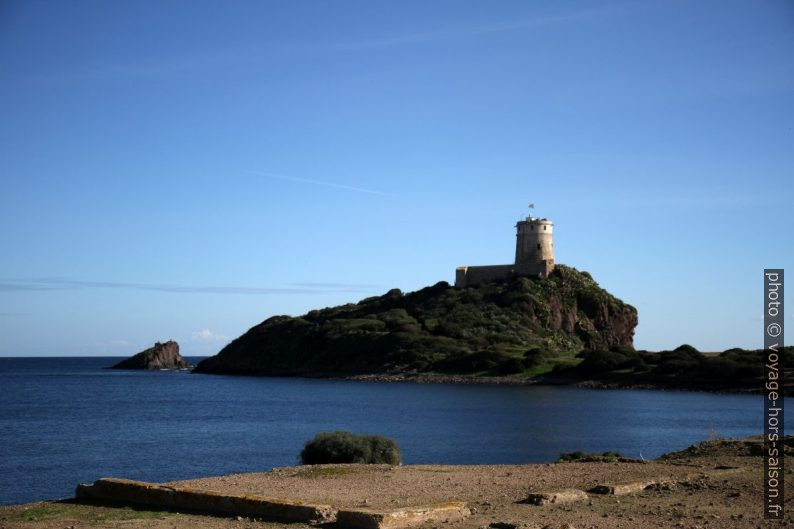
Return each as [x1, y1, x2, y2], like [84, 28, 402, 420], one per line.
[1, 0, 792, 356]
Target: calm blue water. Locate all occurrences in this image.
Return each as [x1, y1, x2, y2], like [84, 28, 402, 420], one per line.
[0, 356, 787, 505]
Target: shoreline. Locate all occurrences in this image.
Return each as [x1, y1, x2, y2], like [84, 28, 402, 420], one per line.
[343, 373, 775, 395]
[197, 370, 781, 396]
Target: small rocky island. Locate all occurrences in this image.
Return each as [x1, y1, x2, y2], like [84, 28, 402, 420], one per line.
[111, 340, 192, 370]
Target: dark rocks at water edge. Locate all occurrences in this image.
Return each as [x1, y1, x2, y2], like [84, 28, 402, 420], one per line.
[111, 341, 192, 370]
[195, 265, 638, 377]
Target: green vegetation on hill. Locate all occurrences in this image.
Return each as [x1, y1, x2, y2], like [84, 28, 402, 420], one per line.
[195, 265, 638, 377]
[562, 343, 794, 394]
[193, 265, 790, 394]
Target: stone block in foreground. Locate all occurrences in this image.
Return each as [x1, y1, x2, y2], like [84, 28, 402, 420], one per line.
[588, 481, 652, 495]
[75, 478, 336, 523]
[336, 502, 471, 529]
[522, 488, 588, 505]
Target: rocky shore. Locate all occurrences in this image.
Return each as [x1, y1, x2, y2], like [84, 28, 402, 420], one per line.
[332, 372, 784, 396]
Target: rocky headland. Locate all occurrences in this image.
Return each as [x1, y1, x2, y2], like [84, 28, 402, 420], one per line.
[195, 266, 637, 376]
[194, 264, 792, 395]
[111, 340, 192, 370]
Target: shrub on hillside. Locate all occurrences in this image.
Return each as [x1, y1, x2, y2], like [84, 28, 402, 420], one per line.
[494, 357, 526, 375]
[434, 349, 526, 374]
[655, 347, 705, 375]
[523, 347, 550, 368]
[300, 431, 401, 465]
[575, 348, 640, 374]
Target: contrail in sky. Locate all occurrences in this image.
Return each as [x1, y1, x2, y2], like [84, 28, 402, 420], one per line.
[246, 170, 392, 196]
[0, 278, 380, 295]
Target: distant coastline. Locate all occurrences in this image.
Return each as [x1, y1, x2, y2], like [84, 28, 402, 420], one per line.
[342, 372, 778, 395]
[191, 369, 786, 396]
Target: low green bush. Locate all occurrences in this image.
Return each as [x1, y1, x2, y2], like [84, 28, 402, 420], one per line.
[575, 348, 639, 373]
[494, 357, 526, 375]
[523, 347, 550, 368]
[433, 349, 524, 374]
[300, 431, 401, 465]
[655, 347, 705, 375]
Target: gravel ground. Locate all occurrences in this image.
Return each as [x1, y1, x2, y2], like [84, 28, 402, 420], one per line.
[171, 461, 698, 510]
[1, 437, 791, 529]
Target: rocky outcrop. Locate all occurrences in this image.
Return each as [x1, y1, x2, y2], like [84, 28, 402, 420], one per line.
[111, 341, 192, 370]
[195, 266, 637, 377]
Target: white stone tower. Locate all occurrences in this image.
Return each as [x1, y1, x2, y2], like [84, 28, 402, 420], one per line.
[515, 217, 554, 267]
[454, 208, 556, 287]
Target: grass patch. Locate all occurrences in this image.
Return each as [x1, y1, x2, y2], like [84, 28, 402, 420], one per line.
[557, 450, 629, 463]
[10, 501, 175, 522]
[293, 466, 365, 478]
[524, 353, 582, 377]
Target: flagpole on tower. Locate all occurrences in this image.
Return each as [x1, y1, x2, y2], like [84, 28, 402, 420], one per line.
[528, 203, 535, 220]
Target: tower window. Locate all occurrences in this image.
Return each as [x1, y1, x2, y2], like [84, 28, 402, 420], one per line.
[537, 244, 541, 250]
[543, 226, 547, 230]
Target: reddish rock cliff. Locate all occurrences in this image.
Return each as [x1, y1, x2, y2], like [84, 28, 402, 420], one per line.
[111, 341, 192, 370]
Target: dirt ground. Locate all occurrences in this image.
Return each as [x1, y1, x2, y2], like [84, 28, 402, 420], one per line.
[1, 436, 791, 529]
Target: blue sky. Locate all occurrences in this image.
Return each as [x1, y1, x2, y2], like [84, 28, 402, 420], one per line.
[1, 0, 792, 356]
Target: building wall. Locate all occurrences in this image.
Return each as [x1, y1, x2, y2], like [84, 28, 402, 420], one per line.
[455, 265, 514, 288]
[515, 259, 555, 278]
[455, 260, 555, 288]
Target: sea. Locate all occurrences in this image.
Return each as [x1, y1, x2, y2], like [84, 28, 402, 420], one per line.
[0, 356, 788, 505]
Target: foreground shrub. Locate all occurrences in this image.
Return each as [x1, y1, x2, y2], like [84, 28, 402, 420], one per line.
[300, 431, 401, 465]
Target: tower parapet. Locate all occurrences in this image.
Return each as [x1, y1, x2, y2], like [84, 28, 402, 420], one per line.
[455, 210, 555, 288]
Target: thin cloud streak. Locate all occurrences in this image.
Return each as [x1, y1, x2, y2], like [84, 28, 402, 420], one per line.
[290, 281, 382, 289]
[333, 3, 634, 51]
[22, 3, 634, 84]
[0, 278, 379, 295]
[247, 170, 392, 196]
[0, 282, 66, 292]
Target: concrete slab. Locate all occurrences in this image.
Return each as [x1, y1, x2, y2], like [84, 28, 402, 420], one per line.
[522, 489, 588, 506]
[588, 481, 652, 495]
[336, 502, 471, 529]
[76, 478, 336, 523]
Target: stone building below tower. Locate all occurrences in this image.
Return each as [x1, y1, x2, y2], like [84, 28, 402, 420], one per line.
[455, 214, 555, 288]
